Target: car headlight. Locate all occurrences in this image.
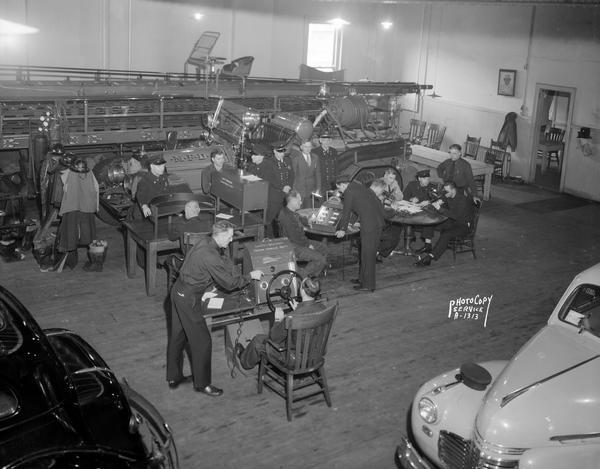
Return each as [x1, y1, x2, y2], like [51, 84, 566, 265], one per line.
[418, 397, 438, 424]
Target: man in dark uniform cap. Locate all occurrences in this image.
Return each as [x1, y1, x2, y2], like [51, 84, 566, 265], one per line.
[414, 181, 475, 267]
[403, 169, 437, 253]
[268, 143, 295, 236]
[313, 133, 338, 197]
[167, 220, 264, 396]
[135, 154, 170, 219]
[335, 174, 385, 292]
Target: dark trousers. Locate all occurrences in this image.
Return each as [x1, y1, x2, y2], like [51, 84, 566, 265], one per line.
[167, 280, 212, 388]
[379, 223, 402, 257]
[432, 219, 469, 260]
[359, 227, 382, 290]
[294, 242, 328, 277]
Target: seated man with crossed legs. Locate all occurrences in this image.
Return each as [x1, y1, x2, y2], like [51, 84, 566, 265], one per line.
[277, 190, 328, 278]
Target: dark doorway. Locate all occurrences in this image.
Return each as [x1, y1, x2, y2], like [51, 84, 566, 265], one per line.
[531, 85, 574, 192]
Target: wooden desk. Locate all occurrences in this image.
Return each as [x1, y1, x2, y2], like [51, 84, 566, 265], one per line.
[410, 145, 494, 200]
[123, 219, 180, 297]
[124, 210, 265, 297]
[202, 288, 272, 329]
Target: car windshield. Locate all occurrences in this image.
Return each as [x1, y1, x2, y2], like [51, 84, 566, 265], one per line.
[559, 283, 600, 338]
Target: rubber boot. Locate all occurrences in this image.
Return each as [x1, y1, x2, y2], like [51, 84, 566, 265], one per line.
[64, 250, 78, 270]
[83, 251, 105, 272]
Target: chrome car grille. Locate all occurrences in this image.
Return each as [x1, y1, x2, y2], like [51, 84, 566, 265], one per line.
[439, 431, 519, 469]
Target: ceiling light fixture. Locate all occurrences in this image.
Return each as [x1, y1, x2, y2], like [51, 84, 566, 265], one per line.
[193, 13, 203, 21]
[381, 21, 393, 30]
[0, 18, 39, 35]
[328, 18, 350, 28]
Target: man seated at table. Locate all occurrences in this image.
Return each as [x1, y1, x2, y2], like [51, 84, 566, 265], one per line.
[168, 200, 213, 242]
[403, 169, 438, 254]
[414, 181, 475, 267]
[277, 190, 328, 278]
[369, 179, 402, 262]
[381, 168, 403, 206]
[235, 277, 325, 370]
[436, 144, 481, 204]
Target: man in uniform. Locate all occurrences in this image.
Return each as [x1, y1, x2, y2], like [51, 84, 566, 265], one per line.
[403, 169, 438, 253]
[369, 179, 402, 261]
[235, 277, 325, 370]
[313, 133, 338, 198]
[278, 191, 328, 278]
[436, 144, 481, 203]
[135, 154, 171, 219]
[246, 150, 283, 238]
[167, 220, 264, 396]
[168, 199, 213, 242]
[267, 143, 294, 236]
[335, 174, 385, 292]
[414, 181, 476, 267]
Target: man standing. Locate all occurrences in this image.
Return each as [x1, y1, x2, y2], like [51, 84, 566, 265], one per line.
[414, 181, 476, 267]
[201, 149, 226, 195]
[335, 174, 385, 292]
[246, 151, 282, 238]
[267, 144, 295, 236]
[369, 179, 402, 261]
[135, 154, 171, 219]
[236, 277, 325, 370]
[278, 191, 328, 278]
[291, 139, 321, 209]
[313, 133, 338, 197]
[436, 143, 481, 203]
[167, 220, 263, 396]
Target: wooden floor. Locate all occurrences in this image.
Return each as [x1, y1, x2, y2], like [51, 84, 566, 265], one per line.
[2, 181, 599, 468]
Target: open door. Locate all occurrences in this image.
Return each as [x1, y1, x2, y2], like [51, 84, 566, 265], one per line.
[529, 84, 575, 192]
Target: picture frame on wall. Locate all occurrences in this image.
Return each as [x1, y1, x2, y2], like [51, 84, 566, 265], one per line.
[498, 69, 516, 97]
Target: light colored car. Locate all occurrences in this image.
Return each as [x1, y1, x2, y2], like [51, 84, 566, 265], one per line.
[396, 263, 600, 469]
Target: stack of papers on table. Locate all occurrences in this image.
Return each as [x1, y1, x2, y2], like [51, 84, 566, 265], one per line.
[393, 200, 423, 214]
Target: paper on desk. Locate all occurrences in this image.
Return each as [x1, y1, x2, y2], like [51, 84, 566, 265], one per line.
[201, 289, 218, 301]
[216, 213, 234, 220]
[207, 297, 224, 309]
[241, 174, 262, 181]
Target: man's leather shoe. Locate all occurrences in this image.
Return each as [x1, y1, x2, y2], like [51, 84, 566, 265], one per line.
[414, 255, 433, 267]
[353, 285, 374, 292]
[416, 244, 432, 254]
[168, 378, 184, 389]
[350, 278, 361, 284]
[376, 254, 384, 263]
[195, 384, 224, 397]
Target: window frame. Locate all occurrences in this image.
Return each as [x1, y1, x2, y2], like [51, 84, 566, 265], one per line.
[305, 21, 343, 72]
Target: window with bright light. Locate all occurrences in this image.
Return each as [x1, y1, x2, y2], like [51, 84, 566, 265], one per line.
[306, 23, 342, 71]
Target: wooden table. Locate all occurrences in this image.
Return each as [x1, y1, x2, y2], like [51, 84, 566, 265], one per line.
[124, 210, 264, 297]
[389, 206, 447, 255]
[409, 145, 494, 200]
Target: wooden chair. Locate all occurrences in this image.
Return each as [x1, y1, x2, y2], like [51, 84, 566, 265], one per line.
[258, 302, 338, 421]
[484, 140, 510, 180]
[148, 192, 198, 240]
[447, 201, 482, 261]
[403, 119, 427, 144]
[542, 127, 566, 171]
[184, 31, 224, 77]
[423, 124, 446, 150]
[463, 135, 481, 160]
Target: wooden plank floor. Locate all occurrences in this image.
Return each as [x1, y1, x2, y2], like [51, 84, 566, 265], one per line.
[1, 181, 599, 468]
